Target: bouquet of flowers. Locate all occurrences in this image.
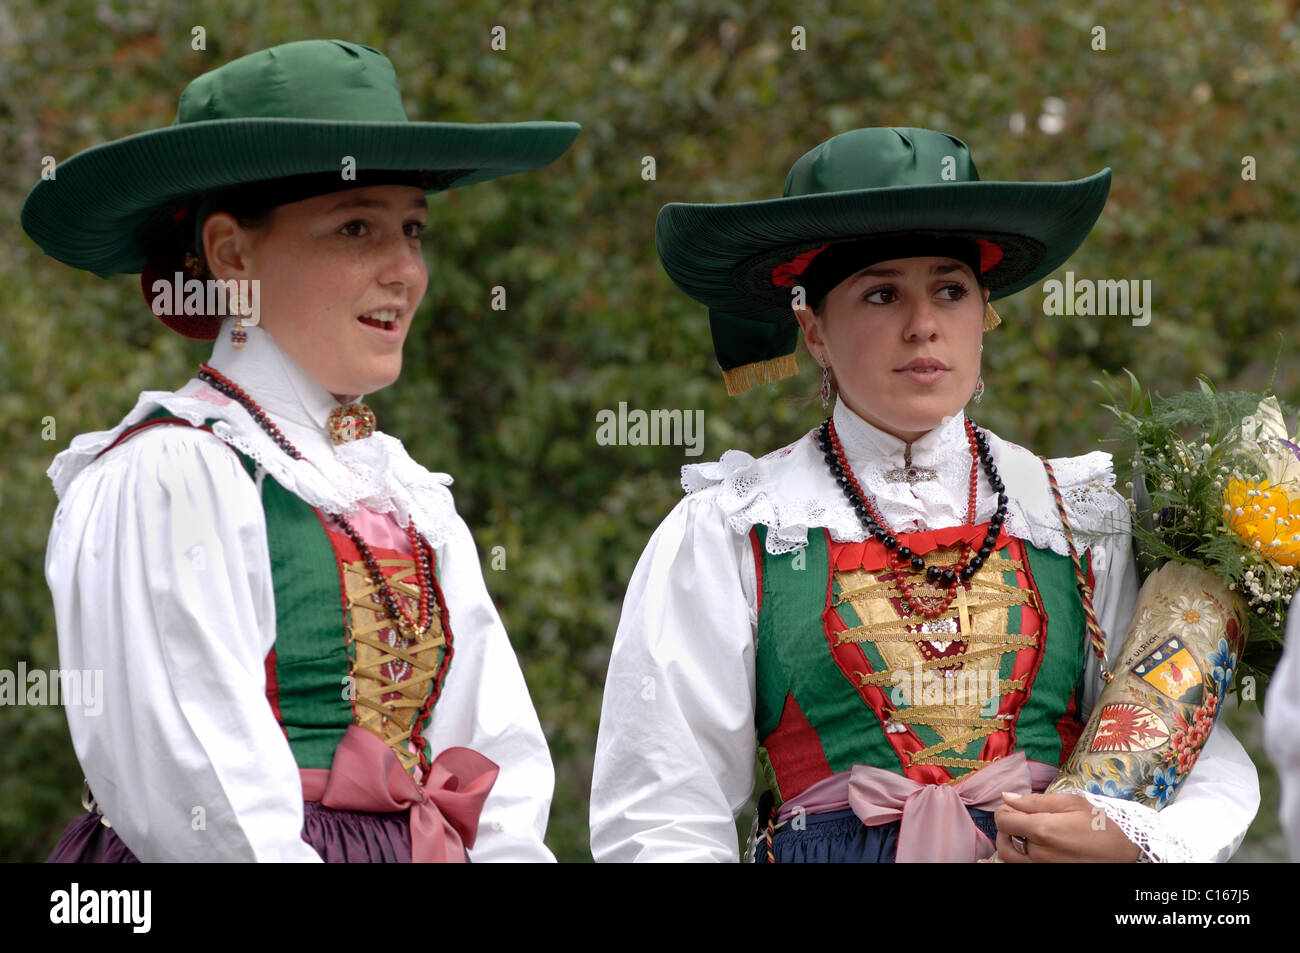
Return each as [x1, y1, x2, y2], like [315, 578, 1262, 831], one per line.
[1047, 372, 1297, 809]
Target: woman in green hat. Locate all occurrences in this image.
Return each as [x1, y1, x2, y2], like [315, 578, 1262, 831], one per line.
[25, 39, 579, 862]
[590, 127, 1259, 862]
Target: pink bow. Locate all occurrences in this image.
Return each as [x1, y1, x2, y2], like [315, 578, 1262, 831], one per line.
[301, 724, 499, 863]
[847, 751, 1033, 863]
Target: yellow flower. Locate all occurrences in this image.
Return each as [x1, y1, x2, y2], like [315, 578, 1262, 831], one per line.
[1224, 477, 1300, 566]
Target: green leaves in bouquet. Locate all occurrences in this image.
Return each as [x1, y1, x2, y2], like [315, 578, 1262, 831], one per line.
[1097, 370, 1298, 703]
[1099, 370, 1272, 561]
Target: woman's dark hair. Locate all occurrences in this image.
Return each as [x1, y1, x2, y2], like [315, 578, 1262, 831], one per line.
[187, 190, 277, 281]
[136, 188, 277, 282]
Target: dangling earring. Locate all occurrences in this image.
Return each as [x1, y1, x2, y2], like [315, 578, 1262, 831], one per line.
[229, 283, 250, 350]
[819, 360, 832, 410]
[972, 375, 985, 405]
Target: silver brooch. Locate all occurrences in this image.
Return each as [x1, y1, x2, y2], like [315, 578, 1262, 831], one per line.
[883, 443, 937, 484]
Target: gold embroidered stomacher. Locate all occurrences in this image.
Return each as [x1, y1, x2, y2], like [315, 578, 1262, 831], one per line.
[834, 546, 1036, 777]
[342, 557, 446, 773]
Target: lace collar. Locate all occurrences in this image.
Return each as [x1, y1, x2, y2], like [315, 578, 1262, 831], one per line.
[682, 400, 1127, 557]
[48, 319, 459, 546]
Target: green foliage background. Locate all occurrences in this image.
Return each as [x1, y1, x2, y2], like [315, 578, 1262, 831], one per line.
[2, 0, 1297, 861]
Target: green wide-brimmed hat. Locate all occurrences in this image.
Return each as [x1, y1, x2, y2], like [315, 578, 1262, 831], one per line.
[21, 38, 580, 292]
[655, 127, 1110, 395]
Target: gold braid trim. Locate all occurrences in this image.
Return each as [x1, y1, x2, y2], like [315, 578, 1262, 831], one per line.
[833, 557, 1024, 605]
[894, 712, 1000, 729]
[833, 579, 900, 605]
[899, 675, 1028, 701]
[838, 618, 942, 644]
[837, 595, 1035, 643]
[968, 579, 1036, 600]
[860, 672, 901, 688]
[977, 554, 1021, 570]
[921, 754, 1003, 771]
[857, 670, 900, 687]
[848, 631, 974, 644]
[907, 728, 999, 763]
[859, 663, 1028, 692]
[855, 642, 1034, 686]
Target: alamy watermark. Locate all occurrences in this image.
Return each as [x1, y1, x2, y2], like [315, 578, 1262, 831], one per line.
[0, 663, 103, 715]
[1042, 271, 1152, 327]
[595, 401, 705, 457]
[889, 661, 1001, 713]
[149, 275, 261, 325]
[50, 883, 150, 933]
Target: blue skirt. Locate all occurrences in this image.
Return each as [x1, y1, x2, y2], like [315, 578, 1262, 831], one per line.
[756, 806, 1000, 863]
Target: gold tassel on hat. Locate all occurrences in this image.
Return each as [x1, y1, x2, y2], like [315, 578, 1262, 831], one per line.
[722, 353, 799, 396]
[983, 302, 1002, 330]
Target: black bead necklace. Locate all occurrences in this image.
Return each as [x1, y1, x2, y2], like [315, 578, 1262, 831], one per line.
[819, 416, 1010, 618]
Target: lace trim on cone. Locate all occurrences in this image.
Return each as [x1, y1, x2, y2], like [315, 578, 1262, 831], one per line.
[1074, 790, 1196, 863]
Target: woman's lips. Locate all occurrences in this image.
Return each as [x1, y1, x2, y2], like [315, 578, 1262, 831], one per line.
[896, 366, 949, 385]
[356, 312, 402, 338]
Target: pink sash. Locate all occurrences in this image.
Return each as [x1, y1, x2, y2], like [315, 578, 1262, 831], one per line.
[300, 724, 498, 863]
[846, 751, 1055, 862]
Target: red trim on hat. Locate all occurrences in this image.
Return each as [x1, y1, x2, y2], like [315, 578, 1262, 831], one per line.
[975, 238, 1003, 273]
[771, 236, 1005, 290]
[770, 245, 828, 287]
[173, 191, 209, 225]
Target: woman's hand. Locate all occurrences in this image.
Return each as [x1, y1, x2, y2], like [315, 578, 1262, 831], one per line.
[993, 791, 1142, 862]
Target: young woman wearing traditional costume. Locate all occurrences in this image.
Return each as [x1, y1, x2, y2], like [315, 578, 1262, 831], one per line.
[24, 40, 579, 862]
[590, 127, 1259, 862]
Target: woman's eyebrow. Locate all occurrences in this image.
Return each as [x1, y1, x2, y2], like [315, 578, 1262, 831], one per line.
[845, 261, 969, 287]
[325, 196, 429, 213]
[846, 266, 902, 287]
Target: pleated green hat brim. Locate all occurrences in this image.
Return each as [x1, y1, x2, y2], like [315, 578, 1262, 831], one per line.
[22, 118, 581, 278]
[655, 169, 1111, 390]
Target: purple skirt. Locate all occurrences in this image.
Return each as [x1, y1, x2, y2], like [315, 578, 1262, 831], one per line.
[46, 801, 412, 863]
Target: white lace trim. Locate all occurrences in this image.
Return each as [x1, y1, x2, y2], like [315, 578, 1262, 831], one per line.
[682, 438, 841, 555]
[47, 389, 461, 547]
[681, 426, 1130, 558]
[1074, 791, 1196, 863]
[1017, 449, 1132, 558]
